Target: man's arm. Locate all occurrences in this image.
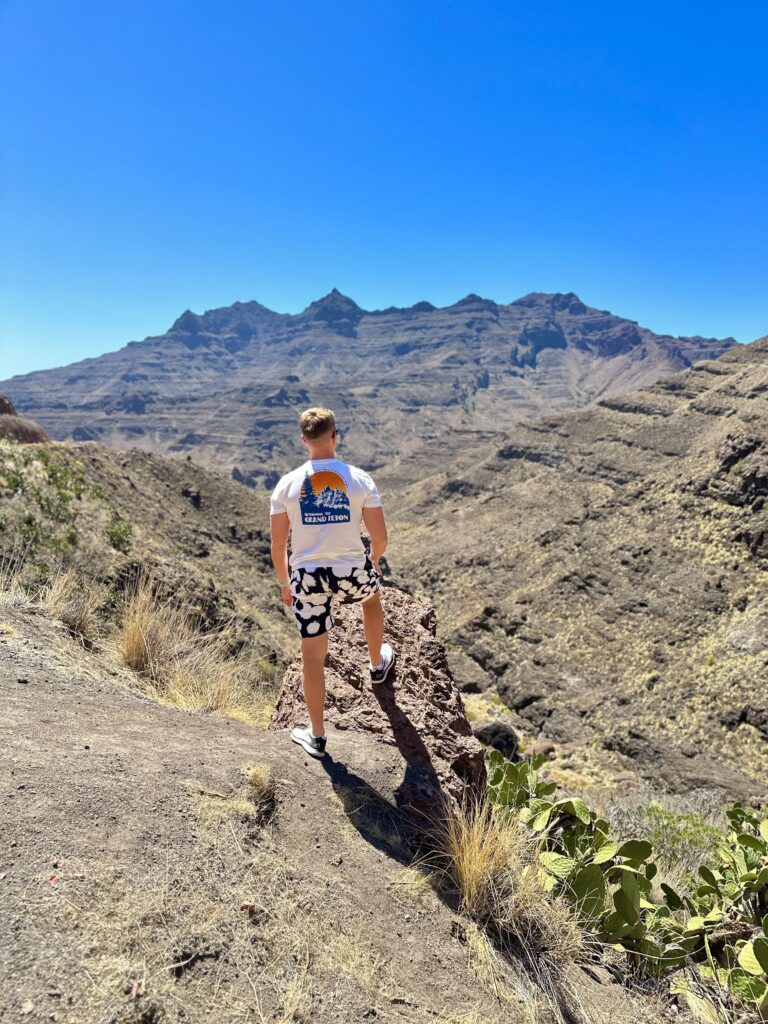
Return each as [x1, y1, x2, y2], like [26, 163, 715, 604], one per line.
[362, 506, 388, 572]
[270, 512, 292, 607]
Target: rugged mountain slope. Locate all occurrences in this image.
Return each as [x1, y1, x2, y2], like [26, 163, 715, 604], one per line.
[381, 337, 768, 799]
[2, 291, 735, 486]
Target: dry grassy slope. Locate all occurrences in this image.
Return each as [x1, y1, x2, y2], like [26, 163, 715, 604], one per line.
[0, 439, 293, 654]
[0, 599, 660, 1024]
[382, 338, 768, 798]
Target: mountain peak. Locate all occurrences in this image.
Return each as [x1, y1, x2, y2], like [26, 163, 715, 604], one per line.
[449, 293, 499, 311]
[301, 289, 362, 315]
[169, 300, 278, 336]
[170, 309, 200, 333]
[512, 292, 588, 314]
[299, 290, 365, 335]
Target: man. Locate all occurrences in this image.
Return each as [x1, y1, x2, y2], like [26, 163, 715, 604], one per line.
[270, 406, 396, 758]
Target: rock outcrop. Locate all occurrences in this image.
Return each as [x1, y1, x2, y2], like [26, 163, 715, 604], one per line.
[0, 395, 49, 443]
[270, 587, 486, 817]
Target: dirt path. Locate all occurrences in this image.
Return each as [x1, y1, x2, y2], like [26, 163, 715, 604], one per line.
[0, 601, 512, 1024]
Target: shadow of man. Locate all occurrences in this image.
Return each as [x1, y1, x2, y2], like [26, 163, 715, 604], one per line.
[318, 669, 451, 867]
[319, 753, 418, 867]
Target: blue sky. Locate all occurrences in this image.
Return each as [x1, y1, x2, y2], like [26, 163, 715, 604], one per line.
[1, 0, 766, 379]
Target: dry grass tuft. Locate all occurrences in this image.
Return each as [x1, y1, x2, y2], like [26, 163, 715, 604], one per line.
[320, 926, 387, 998]
[388, 864, 436, 909]
[441, 799, 583, 962]
[43, 567, 105, 643]
[440, 797, 526, 923]
[435, 797, 586, 1023]
[189, 781, 262, 823]
[117, 575, 275, 727]
[243, 761, 273, 802]
[0, 544, 32, 607]
[276, 971, 312, 1023]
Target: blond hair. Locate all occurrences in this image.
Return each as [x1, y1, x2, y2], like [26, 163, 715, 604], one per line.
[299, 406, 336, 440]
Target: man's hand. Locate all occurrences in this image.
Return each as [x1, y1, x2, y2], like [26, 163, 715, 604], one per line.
[362, 506, 388, 573]
[270, 512, 292, 608]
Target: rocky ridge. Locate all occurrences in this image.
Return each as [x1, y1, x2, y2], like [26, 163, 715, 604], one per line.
[1, 291, 735, 487]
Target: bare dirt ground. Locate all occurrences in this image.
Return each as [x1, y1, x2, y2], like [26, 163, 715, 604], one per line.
[1, 599, 665, 1024]
[0, 599, 504, 1024]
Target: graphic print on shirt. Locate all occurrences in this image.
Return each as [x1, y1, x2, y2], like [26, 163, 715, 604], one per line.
[299, 470, 351, 525]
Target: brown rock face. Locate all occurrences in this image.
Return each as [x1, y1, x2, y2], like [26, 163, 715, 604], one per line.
[0, 394, 49, 443]
[270, 587, 486, 818]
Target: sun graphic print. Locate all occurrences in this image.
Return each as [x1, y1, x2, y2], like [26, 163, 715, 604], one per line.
[299, 469, 351, 525]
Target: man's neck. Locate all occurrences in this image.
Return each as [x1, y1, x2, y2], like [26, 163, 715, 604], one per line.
[306, 446, 336, 461]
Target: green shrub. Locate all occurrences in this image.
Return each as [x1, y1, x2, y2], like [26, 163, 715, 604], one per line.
[486, 751, 768, 1016]
[0, 444, 102, 558]
[632, 800, 724, 869]
[105, 510, 132, 552]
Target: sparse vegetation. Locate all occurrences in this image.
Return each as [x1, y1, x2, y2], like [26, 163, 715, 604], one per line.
[435, 796, 586, 1022]
[118, 574, 275, 726]
[610, 797, 725, 872]
[244, 761, 273, 803]
[43, 566, 105, 644]
[484, 749, 768, 1021]
[0, 442, 105, 557]
[105, 508, 132, 551]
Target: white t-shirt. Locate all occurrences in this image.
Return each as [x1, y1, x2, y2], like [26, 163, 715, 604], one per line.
[269, 458, 382, 571]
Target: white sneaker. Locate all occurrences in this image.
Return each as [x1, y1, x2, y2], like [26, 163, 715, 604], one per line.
[369, 643, 396, 685]
[291, 725, 327, 758]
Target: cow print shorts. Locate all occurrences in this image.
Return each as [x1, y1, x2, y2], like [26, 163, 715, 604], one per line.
[289, 558, 381, 638]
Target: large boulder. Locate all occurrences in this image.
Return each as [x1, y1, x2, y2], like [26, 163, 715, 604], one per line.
[0, 395, 49, 443]
[270, 586, 486, 818]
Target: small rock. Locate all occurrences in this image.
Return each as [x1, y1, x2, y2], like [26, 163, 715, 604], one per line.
[532, 740, 556, 758]
[472, 720, 519, 759]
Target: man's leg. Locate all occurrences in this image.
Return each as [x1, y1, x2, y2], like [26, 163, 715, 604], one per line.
[301, 632, 329, 737]
[361, 591, 383, 667]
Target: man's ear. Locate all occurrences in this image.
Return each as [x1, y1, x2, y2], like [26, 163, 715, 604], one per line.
[300, 435, 308, 448]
